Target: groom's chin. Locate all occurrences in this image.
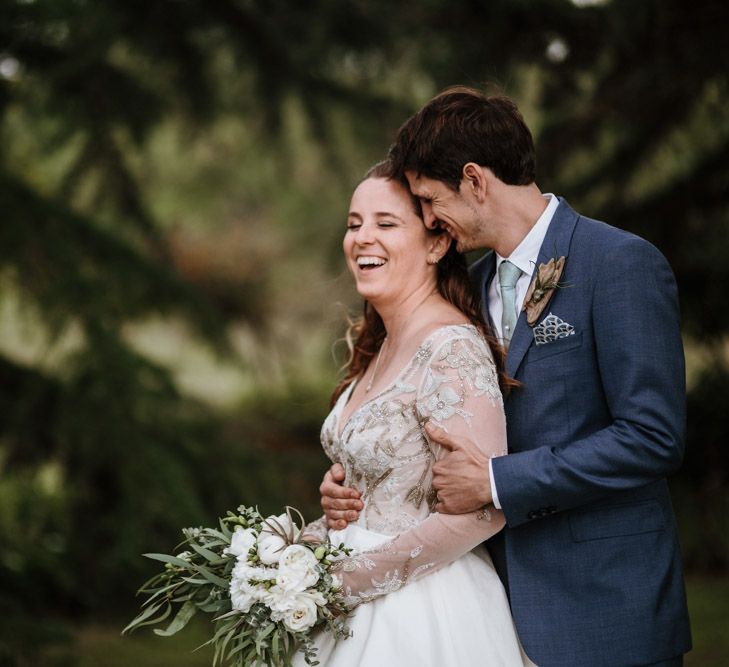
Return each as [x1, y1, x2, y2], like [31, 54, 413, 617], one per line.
[454, 239, 474, 253]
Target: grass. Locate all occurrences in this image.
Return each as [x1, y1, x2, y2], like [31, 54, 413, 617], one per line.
[25, 575, 729, 666]
[46, 617, 214, 667]
[685, 575, 729, 666]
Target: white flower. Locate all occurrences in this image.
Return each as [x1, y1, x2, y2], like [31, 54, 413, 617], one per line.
[257, 513, 298, 565]
[224, 527, 257, 559]
[266, 512, 299, 540]
[283, 597, 320, 632]
[265, 587, 325, 633]
[262, 584, 289, 614]
[420, 367, 446, 396]
[257, 533, 286, 565]
[276, 545, 320, 592]
[229, 561, 268, 613]
[425, 386, 461, 421]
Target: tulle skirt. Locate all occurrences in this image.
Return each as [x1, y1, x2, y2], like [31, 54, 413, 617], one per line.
[295, 524, 535, 667]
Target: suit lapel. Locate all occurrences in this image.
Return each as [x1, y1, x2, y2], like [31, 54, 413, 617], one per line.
[505, 198, 580, 378]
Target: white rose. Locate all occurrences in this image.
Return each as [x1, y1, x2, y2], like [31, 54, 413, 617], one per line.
[224, 527, 257, 559]
[229, 561, 268, 613]
[281, 590, 325, 633]
[276, 545, 320, 592]
[264, 587, 325, 633]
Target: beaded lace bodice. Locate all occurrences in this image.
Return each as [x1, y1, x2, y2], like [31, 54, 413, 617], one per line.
[312, 324, 509, 607]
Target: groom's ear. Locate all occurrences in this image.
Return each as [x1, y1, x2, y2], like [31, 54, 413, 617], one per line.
[461, 163, 488, 200]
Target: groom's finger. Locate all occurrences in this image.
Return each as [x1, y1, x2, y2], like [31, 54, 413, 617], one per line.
[320, 473, 361, 501]
[330, 462, 346, 483]
[425, 421, 462, 451]
[321, 496, 362, 512]
[322, 503, 361, 529]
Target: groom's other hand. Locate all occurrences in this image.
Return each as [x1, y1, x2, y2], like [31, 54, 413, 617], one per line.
[320, 463, 363, 530]
[428, 422, 493, 514]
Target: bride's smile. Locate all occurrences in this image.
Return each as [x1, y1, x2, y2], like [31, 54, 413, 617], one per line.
[344, 177, 447, 309]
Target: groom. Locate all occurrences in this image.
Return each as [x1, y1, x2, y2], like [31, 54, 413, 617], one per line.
[321, 87, 692, 666]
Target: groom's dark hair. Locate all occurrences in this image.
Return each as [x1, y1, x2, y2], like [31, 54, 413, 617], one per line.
[389, 86, 536, 190]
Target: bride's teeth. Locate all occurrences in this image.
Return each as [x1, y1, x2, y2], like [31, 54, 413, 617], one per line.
[357, 257, 386, 267]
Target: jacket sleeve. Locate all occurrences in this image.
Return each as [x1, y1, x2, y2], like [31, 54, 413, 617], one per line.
[333, 334, 507, 607]
[492, 235, 686, 527]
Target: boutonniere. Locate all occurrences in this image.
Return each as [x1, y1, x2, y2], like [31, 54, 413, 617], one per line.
[523, 256, 566, 326]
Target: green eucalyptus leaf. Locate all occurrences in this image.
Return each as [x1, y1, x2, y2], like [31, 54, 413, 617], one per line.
[122, 600, 166, 634]
[193, 565, 229, 588]
[144, 552, 193, 568]
[142, 581, 184, 606]
[272, 629, 280, 663]
[190, 542, 224, 563]
[153, 600, 197, 636]
[253, 622, 276, 662]
[182, 577, 214, 585]
[219, 624, 240, 661]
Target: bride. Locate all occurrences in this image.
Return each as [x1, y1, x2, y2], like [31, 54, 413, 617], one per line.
[298, 160, 533, 666]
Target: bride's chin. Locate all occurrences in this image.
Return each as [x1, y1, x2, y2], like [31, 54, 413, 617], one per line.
[354, 280, 377, 298]
[356, 287, 387, 307]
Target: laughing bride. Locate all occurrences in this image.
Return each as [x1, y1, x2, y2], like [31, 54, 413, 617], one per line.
[296, 160, 533, 666]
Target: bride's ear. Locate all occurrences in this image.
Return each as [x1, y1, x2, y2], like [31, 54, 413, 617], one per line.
[426, 233, 451, 265]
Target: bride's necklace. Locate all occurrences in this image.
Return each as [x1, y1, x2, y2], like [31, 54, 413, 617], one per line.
[365, 336, 388, 393]
[364, 289, 441, 394]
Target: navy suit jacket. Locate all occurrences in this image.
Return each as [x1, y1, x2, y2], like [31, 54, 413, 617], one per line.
[472, 199, 692, 666]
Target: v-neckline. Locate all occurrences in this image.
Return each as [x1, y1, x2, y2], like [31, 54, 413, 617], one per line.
[334, 323, 476, 439]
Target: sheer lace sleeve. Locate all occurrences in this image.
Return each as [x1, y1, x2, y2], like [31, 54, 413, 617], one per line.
[333, 332, 507, 607]
[301, 515, 329, 543]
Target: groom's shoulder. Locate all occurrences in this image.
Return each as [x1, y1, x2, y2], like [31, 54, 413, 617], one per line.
[569, 206, 667, 263]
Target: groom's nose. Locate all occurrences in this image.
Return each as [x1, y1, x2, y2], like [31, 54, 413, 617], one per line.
[421, 203, 439, 229]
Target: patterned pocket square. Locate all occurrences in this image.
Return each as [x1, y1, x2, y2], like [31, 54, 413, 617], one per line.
[533, 313, 575, 345]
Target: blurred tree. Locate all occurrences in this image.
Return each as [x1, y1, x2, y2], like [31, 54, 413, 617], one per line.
[0, 4, 423, 660]
[0, 0, 727, 661]
[518, 0, 729, 570]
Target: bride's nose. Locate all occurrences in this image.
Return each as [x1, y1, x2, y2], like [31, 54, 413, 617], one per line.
[354, 222, 377, 244]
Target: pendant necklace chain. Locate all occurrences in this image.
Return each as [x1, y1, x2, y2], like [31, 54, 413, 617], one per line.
[364, 289, 439, 394]
[365, 336, 388, 393]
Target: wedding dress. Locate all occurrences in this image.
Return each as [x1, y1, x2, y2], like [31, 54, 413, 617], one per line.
[298, 324, 535, 666]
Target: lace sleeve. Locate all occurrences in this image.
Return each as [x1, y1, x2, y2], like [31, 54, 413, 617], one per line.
[301, 515, 329, 543]
[334, 333, 507, 607]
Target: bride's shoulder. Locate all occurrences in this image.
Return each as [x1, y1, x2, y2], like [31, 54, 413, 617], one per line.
[421, 321, 494, 360]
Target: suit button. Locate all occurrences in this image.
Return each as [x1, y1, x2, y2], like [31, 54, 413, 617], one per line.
[527, 511, 538, 520]
[547, 506, 557, 514]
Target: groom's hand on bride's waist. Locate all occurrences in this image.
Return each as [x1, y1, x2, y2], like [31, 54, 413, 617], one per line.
[320, 463, 364, 530]
[427, 422, 493, 515]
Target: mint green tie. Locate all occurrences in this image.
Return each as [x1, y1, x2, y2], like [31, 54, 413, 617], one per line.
[499, 260, 522, 349]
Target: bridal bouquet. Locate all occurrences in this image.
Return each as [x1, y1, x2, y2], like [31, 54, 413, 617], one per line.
[123, 505, 351, 666]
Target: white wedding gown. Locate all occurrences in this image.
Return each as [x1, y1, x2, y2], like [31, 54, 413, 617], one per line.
[298, 325, 535, 667]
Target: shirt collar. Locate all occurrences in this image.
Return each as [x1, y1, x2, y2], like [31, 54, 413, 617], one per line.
[496, 193, 559, 277]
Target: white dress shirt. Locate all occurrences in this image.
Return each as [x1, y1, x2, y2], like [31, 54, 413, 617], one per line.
[488, 193, 559, 508]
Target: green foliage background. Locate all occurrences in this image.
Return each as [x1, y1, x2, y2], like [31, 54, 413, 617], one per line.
[1, 0, 728, 664]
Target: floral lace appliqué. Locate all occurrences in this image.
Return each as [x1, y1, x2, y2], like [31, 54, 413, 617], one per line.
[315, 325, 508, 607]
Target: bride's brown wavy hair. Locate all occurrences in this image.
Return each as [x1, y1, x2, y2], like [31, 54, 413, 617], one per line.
[331, 160, 517, 406]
